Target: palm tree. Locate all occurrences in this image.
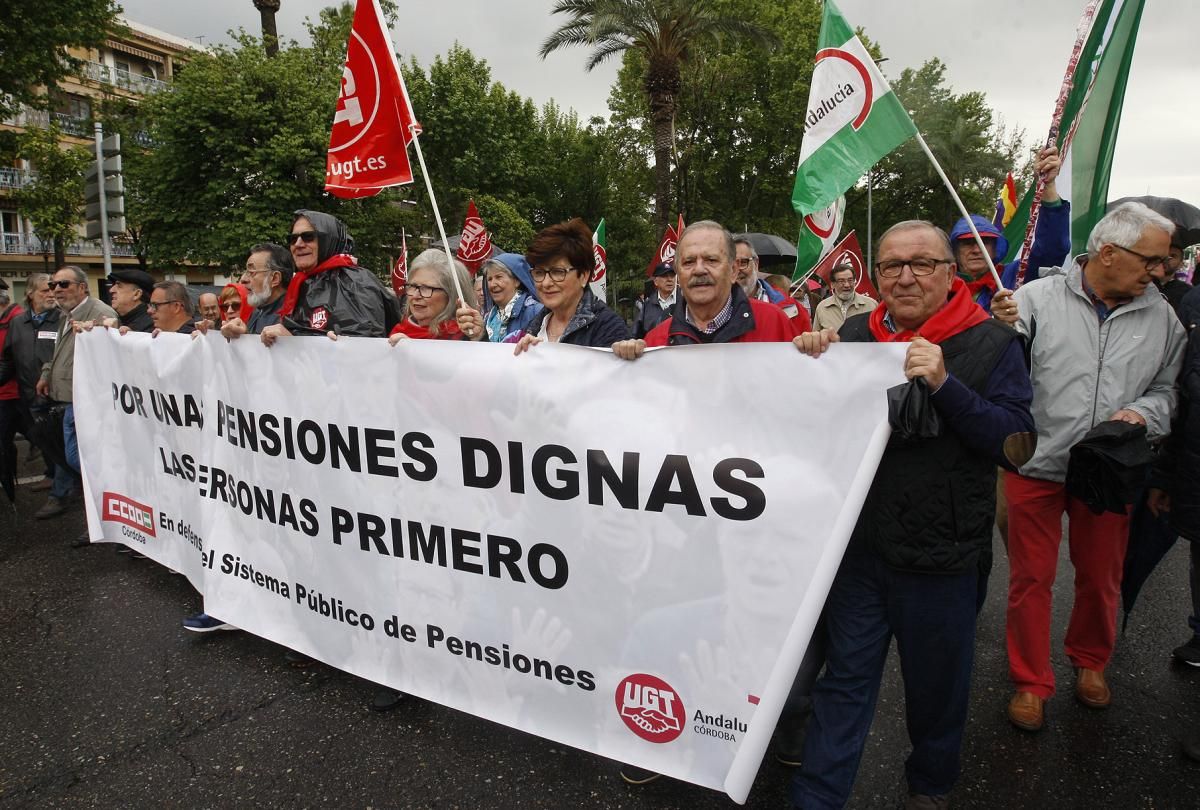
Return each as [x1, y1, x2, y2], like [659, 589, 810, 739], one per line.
[540, 0, 775, 230]
[253, 0, 281, 57]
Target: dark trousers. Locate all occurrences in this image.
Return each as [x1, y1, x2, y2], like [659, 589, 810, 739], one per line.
[791, 552, 978, 809]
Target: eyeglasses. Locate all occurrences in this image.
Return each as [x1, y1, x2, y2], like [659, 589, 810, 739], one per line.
[408, 283, 446, 299]
[733, 257, 756, 269]
[875, 258, 951, 279]
[220, 301, 242, 312]
[1112, 244, 1170, 272]
[49, 280, 79, 290]
[147, 299, 181, 311]
[287, 231, 317, 245]
[531, 266, 575, 283]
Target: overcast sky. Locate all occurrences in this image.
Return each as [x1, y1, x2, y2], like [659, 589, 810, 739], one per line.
[117, 0, 1199, 206]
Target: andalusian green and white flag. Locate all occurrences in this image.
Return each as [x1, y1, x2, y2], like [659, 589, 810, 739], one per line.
[792, 196, 845, 282]
[590, 218, 608, 302]
[1004, 0, 1145, 266]
[791, 0, 916, 217]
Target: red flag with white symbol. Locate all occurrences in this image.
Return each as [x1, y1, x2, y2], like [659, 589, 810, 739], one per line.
[324, 0, 420, 199]
[644, 224, 678, 278]
[456, 199, 492, 275]
[392, 230, 407, 297]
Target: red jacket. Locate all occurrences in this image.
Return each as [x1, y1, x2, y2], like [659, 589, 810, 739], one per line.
[0, 304, 23, 400]
[645, 292, 797, 346]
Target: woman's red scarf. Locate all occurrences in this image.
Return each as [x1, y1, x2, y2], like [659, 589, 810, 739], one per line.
[221, 283, 254, 323]
[868, 276, 988, 343]
[390, 317, 465, 341]
[278, 254, 357, 317]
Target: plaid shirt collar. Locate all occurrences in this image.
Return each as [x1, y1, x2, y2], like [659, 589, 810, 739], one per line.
[685, 293, 734, 335]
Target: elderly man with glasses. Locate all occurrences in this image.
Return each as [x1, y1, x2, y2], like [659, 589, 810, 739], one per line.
[147, 281, 197, 335]
[34, 266, 116, 523]
[1004, 201, 1186, 733]
[812, 260, 878, 333]
[792, 220, 1035, 810]
[733, 235, 812, 332]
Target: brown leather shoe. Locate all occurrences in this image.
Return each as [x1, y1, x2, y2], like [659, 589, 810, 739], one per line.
[1008, 691, 1045, 731]
[1075, 667, 1111, 708]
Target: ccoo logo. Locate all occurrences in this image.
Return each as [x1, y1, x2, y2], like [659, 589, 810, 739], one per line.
[615, 673, 685, 743]
[102, 492, 155, 537]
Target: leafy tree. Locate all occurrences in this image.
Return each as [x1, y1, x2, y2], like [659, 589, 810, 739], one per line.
[126, 14, 403, 275]
[844, 59, 1025, 242]
[540, 0, 775, 230]
[12, 124, 93, 268]
[0, 0, 121, 119]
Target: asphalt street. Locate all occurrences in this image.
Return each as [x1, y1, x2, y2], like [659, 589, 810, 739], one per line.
[1, 443, 1198, 809]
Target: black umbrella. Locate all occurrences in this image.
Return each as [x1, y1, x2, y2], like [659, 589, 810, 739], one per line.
[737, 233, 797, 268]
[1121, 495, 1178, 631]
[1107, 196, 1200, 247]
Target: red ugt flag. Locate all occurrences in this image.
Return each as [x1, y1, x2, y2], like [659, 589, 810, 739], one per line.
[392, 231, 407, 297]
[456, 199, 492, 275]
[325, 0, 420, 199]
[644, 224, 678, 278]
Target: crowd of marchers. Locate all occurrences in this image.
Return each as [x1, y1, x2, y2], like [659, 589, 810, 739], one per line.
[1, 151, 1198, 810]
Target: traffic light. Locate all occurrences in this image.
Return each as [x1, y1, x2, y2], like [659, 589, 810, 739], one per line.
[84, 133, 125, 239]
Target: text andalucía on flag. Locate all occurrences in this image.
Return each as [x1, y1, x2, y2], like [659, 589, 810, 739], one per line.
[791, 0, 916, 218]
[325, 0, 421, 199]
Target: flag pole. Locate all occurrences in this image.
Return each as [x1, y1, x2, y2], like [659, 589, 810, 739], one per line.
[913, 130, 1005, 291]
[409, 132, 467, 304]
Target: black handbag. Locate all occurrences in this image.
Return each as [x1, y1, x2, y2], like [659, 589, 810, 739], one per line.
[887, 378, 942, 441]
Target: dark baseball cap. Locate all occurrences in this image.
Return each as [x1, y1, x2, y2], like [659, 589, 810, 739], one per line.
[107, 269, 155, 300]
[652, 262, 675, 277]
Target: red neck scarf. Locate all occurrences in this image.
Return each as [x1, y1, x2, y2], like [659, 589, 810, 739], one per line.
[868, 276, 989, 343]
[960, 271, 997, 301]
[278, 254, 357, 317]
[390, 316, 465, 341]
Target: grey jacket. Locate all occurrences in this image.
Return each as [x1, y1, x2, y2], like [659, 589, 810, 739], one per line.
[40, 296, 117, 403]
[1013, 258, 1186, 482]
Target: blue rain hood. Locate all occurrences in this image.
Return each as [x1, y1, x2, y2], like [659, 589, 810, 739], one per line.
[949, 215, 1008, 262]
[481, 252, 540, 312]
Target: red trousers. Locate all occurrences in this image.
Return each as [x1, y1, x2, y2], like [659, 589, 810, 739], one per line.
[1005, 471, 1131, 698]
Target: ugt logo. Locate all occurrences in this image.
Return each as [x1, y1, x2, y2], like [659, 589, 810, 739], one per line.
[310, 307, 330, 330]
[615, 673, 685, 743]
[329, 30, 382, 153]
[591, 243, 607, 283]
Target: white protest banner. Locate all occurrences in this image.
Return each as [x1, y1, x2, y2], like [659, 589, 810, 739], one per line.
[74, 331, 904, 802]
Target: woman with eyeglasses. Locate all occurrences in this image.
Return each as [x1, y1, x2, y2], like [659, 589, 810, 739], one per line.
[261, 209, 401, 345]
[387, 249, 483, 343]
[512, 218, 629, 353]
[219, 284, 253, 325]
[480, 253, 543, 343]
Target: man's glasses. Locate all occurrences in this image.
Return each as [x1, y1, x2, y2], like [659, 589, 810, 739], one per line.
[287, 231, 317, 245]
[734, 257, 755, 269]
[531, 266, 575, 283]
[408, 284, 445, 299]
[875, 258, 951, 279]
[1112, 244, 1170, 272]
[147, 299, 181, 311]
[48, 280, 78, 289]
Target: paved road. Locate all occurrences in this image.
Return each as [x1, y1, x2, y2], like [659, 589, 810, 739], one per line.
[2, 453, 1198, 808]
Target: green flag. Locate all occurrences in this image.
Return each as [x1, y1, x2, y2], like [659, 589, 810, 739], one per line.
[791, 0, 916, 217]
[590, 218, 607, 302]
[792, 196, 845, 282]
[1004, 0, 1145, 265]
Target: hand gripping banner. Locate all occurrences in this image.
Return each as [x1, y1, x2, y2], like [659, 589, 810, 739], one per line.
[74, 332, 904, 802]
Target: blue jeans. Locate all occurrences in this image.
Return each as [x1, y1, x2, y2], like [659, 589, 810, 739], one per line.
[50, 405, 80, 499]
[791, 552, 978, 809]
[63, 404, 79, 473]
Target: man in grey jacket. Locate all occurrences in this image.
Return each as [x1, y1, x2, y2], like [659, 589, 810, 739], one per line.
[1005, 202, 1185, 732]
[34, 266, 116, 522]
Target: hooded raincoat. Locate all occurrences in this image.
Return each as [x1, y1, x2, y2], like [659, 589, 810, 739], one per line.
[280, 210, 401, 337]
[481, 253, 543, 342]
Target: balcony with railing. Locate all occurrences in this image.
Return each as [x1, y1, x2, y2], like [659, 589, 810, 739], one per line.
[0, 168, 36, 190]
[1, 107, 92, 138]
[1, 233, 136, 258]
[81, 61, 168, 95]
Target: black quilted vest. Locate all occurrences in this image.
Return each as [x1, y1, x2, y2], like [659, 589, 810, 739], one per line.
[840, 313, 1017, 574]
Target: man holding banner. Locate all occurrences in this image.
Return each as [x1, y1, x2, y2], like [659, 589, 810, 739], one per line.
[793, 221, 1035, 810]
